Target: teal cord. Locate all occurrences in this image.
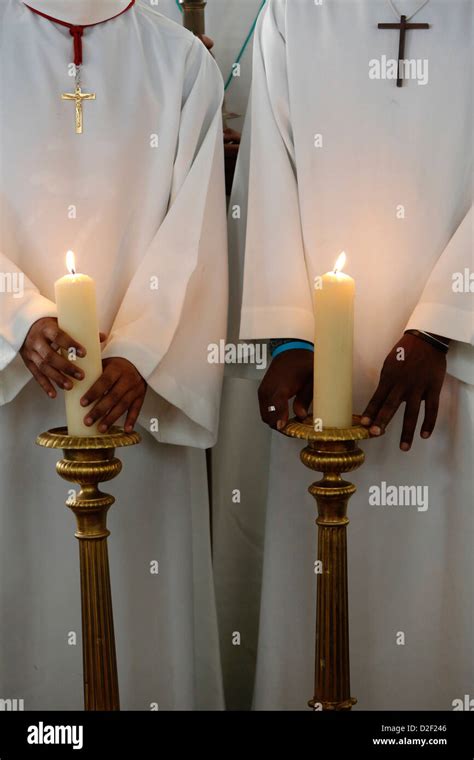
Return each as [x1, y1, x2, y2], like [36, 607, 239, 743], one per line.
[175, 0, 267, 92]
[223, 0, 266, 91]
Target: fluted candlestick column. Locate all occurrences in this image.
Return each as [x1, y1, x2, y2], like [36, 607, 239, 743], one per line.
[309, 460, 358, 709]
[283, 416, 375, 710]
[37, 427, 140, 711]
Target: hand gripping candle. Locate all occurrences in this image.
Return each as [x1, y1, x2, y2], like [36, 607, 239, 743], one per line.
[313, 252, 355, 429]
[54, 251, 103, 436]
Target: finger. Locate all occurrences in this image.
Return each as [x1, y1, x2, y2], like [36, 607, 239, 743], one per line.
[84, 379, 131, 426]
[42, 323, 86, 357]
[258, 391, 290, 431]
[99, 332, 107, 343]
[361, 378, 392, 426]
[421, 392, 440, 439]
[370, 387, 403, 436]
[35, 343, 84, 380]
[30, 350, 74, 390]
[80, 366, 117, 406]
[400, 395, 423, 451]
[124, 394, 145, 432]
[200, 34, 214, 51]
[25, 359, 57, 398]
[223, 128, 241, 143]
[293, 380, 313, 420]
[98, 388, 140, 432]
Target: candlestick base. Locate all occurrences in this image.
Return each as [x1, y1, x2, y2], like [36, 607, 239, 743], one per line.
[282, 415, 376, 711]
[36, 426, 140, 711]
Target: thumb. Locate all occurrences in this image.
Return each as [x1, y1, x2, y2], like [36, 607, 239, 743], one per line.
[293, 380, 313, 420]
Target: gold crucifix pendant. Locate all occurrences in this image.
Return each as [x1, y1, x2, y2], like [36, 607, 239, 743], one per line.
[61, 84, 96, 134]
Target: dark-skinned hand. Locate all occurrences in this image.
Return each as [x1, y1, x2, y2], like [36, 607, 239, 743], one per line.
[361, 333, 448, 451]
[20, 317, 107, 398]
[81, 357, 147, 433]
[224, 127, 241, 157]
[258, 348, 313, 430]
[199, 34, 214, 52]
[20, 317, 87, 398]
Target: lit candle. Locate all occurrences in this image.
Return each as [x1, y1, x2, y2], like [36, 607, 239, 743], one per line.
[313, 252, 354, 429]
[54, 251, 103, 436]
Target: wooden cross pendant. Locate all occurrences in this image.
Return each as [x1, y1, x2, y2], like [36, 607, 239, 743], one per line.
[61, 85, 96, 134]
[378, 15, 429, 87]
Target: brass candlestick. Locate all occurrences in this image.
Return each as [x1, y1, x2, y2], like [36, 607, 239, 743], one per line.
[36, 426, 140, 711]
[182, 0, 207, 36]
[283, 415, 374, 711]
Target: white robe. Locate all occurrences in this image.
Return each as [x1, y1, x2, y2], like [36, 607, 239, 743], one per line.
[158, 0, 262, 133]
[223, 0, 473, 710]
[0, 0, 227, 709]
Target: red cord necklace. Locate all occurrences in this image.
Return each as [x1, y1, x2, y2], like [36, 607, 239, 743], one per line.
[25, 1, 136, 133]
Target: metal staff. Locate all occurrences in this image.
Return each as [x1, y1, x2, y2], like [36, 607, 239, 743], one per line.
[181, 0, 207, 36]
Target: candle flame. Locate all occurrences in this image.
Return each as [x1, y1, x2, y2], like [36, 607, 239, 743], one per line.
[66, 250, 76, 275]
[334, 251, 347, 274]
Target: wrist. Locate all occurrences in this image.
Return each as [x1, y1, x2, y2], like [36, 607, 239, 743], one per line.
[427, 332, 451, 345]
[404, 329, 450, 354]
[270, 338, 314, 359]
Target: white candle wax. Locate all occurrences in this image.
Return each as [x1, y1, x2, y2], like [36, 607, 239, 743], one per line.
[54, 252, 102, 436]
[313, 253, 355, 429]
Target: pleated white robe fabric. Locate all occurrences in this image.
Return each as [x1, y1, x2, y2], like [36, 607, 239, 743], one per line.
[229, 0, 473, 710]
[158, 0, 262, 134]
[0, 0, 227, 709]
